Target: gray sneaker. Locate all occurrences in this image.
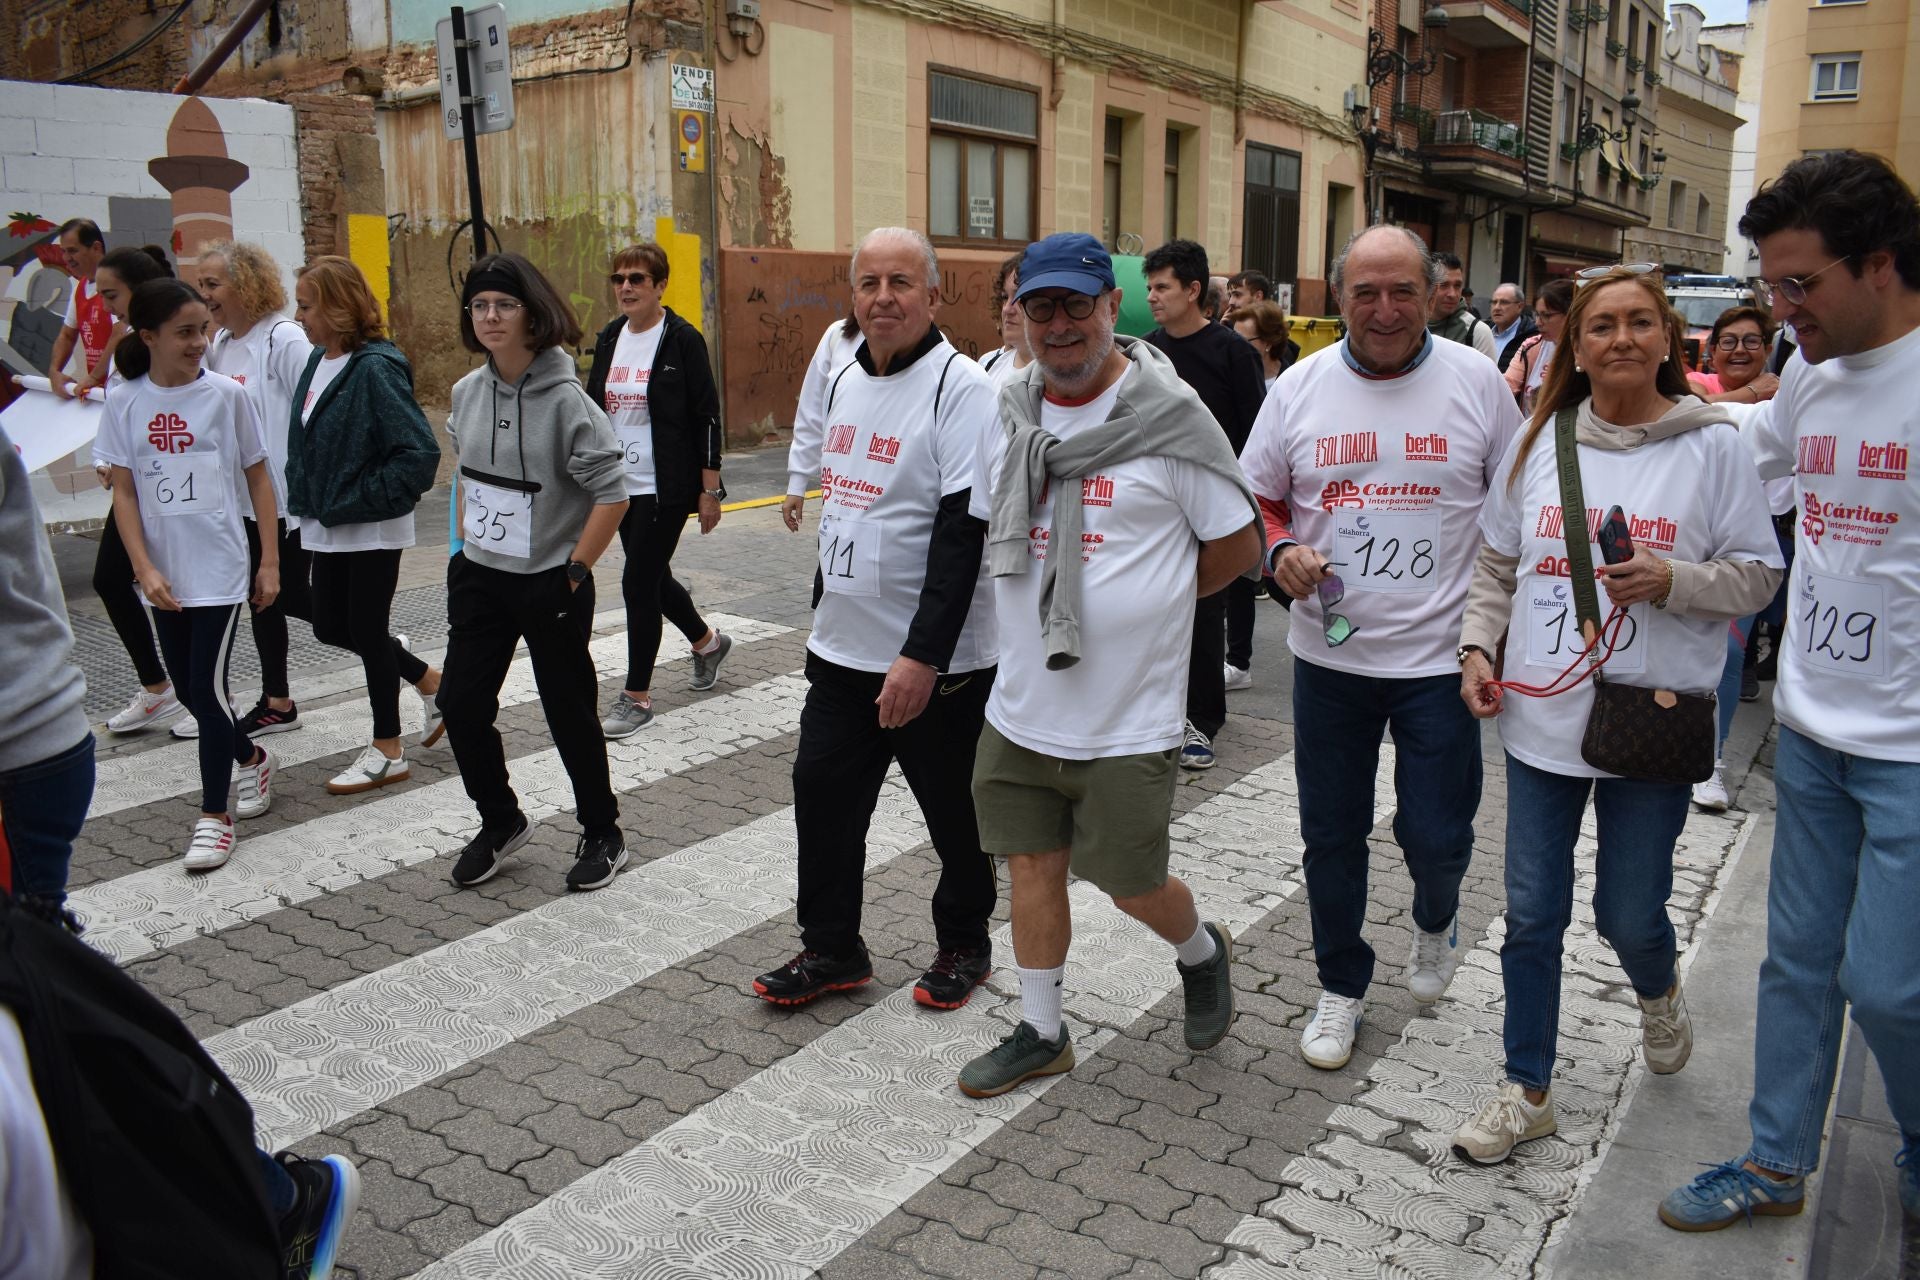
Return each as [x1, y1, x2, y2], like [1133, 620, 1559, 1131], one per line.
[1178, 922, 1236, 1051]
[689, 633, 733, 692]
[958, 1022, 1075, 1099]
[600, 693, 654, 739]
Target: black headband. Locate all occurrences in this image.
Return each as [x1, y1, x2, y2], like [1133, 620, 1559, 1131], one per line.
[463, 266, 524, 305]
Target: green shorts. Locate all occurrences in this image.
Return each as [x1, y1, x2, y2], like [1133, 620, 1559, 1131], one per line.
[971, 722, 1179, 899]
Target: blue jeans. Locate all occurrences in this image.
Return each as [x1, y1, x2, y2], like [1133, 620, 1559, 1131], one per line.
[0, 734, 95, 906]
[1747, 726, 1920, 1175]
[1293, 660, 1482, 999]
[1501, 753, 1689, 1091]
[1714, 616, 1754, 751]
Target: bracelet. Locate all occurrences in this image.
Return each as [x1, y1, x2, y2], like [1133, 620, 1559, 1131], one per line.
[1653, 557, 1675, 610]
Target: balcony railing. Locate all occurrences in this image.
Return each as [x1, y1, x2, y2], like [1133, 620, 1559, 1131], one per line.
[1426, 108, 1528, 158]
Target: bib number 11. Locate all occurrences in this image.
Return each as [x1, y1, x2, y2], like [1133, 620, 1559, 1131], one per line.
[818, 512, 880, 597]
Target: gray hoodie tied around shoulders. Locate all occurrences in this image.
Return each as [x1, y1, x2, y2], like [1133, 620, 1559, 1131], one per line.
[447, 345, 627, 574]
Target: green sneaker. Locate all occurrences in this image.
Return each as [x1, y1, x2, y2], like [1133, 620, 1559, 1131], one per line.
[1178, 922, 1236, 1051]
[957, 1022, 1074, 1099]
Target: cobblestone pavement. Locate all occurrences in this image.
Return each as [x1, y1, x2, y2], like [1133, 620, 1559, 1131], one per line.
[64, 495, 1769, 1279]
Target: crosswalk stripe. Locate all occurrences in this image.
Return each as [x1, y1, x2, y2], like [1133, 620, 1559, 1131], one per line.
[412, 747, 1398, 1279]
[210, 776, 924, 1151]
[68, 671, 810, 964]
[86, 613, 793, 819]
[1206, 805, 1752, 1277]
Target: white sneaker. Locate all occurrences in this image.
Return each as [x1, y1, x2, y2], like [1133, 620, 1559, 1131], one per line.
[1638, 976, 1694, 1074]
[1300, 991, 1363, 1069]
[1407, 915, 1463, 1004]
[1453, 1081, 1557, 1164]
[106, 686, 184, 734]
[233, 747, 276, 819]
[415, 685, 446, 748]
[326, 744, 410, 796]
[184, 816, 235, 871]
[1223, 663, 1252, 692]
[172, 715, 200, 740]
[1691, 761, 1729, 812]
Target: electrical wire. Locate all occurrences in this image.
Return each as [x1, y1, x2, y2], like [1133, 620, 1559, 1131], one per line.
[511, 0, 638, 86]
[55, 0, 195, 86]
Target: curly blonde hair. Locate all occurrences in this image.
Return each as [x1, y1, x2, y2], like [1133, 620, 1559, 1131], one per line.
[197, 241, 287, 324]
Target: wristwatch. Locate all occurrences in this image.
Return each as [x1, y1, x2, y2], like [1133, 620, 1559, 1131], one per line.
[566, 560, 591, 584]
[703, 485, 727, 501]
[1457, 644, 1488, 667]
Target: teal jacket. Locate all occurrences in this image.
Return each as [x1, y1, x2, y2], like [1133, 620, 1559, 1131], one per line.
[285, 339, 441, 527]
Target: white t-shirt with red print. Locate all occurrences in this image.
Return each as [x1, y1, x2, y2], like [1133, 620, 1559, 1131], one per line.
[1742, 325, 1920, 762]
[1239, 338, 1523, 679]
[806, 338, 999, 675]
[1480, 415, 1783, 778]
[972, 367, 1254, 760]
[94, 370, 267, 608]
[605, 319, 664, 496]
[65, 278, 114, 374]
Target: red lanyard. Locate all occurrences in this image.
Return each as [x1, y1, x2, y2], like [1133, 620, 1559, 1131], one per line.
[1490, 606, 1632, 699]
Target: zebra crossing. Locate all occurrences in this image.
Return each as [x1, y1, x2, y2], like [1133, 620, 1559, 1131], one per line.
[68, 599, 1763, 1279]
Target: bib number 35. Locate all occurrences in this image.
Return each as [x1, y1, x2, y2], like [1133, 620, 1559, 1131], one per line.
[463, 480, 535, 560]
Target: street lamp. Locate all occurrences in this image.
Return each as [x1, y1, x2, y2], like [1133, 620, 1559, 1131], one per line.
[1353, 4, 1450, 223]
[1573, 89, 1640, 152]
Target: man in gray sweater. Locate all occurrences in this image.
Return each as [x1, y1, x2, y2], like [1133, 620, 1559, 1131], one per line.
[0, 424, 95, 906]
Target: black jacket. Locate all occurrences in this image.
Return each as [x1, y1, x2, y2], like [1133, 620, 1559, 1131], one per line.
[1495, 313, 1540, 373]
[584, 307, 722, 505]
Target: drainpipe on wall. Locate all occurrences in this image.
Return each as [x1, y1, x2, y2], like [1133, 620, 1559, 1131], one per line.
[1049, 0, 1065, 109]
[1233, 0, 1252, 143]
[171, 0, 277, 95]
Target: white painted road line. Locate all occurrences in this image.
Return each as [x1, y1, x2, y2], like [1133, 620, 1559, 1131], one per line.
[1206, 805, 1751, 1277]
[212, 776, 924, 1151]
[412, 749, 1398, 1280]
[87, 613, 792, 819]
[69, 672, 810, 964]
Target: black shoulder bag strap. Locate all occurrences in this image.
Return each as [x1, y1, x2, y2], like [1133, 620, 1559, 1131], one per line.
[1552, 406, 1605, 668]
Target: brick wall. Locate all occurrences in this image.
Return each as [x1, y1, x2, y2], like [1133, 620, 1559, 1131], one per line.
[286, 92, 380, 262]
[4, 0, 191, 91]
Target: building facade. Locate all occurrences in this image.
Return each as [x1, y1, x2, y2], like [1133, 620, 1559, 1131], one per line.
[1704, 0, 1768, 280]
[1623, 4, 1742, 275]
[1752, 0, 1920, 193]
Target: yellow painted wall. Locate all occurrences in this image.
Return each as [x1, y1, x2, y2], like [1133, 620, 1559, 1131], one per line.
[850, 6, 909, 236]
[1055, 63, 1098, 236]
[346, 212, 391, 321]
[655, 216, 703, 331]
[770, 22, 840, 249]
[1755, 0, 1916, 188]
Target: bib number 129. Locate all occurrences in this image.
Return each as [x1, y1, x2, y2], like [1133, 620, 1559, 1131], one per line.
[1797, 568, 1885, 679]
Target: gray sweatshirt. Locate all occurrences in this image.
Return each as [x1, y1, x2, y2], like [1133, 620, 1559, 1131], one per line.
[0, 424, 89, 772]
[447, 346, 627, 573]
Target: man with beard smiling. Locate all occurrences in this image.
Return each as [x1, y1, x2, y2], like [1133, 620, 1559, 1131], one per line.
[957, 233, 1262, 1097]
[1240, 225, 1520, 1072]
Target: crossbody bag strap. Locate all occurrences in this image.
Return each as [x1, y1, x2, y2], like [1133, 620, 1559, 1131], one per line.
[1551, 406, 1605, 661]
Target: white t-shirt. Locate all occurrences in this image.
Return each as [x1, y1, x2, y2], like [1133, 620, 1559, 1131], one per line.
[1480, 415, 1783, 778]
[1741, 325, 1920, 761]
[1239, 339, 1523, 678]
[205, 315, 312, 524]
[0, 1009, 91, 1280]
[787, 322, 862, 497]
[991, 352, 1031, 390]
[972, 367, 1253, 759]
[297, 353, 416, 553]
[806, 338, 999, 675]
[94, 370, 267, 607]
[605, 318, 665, 496]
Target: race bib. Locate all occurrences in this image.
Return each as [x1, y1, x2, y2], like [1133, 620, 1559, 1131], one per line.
[463, 479, 535, 559]
[135, 454, 224, 519]
[817, 510, 881, 597]
[1331, 509, 1442, 595]
[1527, 587, 1649, 675]
[616, 424, 653, 482]
[1795, 567, 1886, 680]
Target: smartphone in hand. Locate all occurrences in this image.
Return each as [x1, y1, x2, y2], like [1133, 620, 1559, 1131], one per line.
[1598, 505, 1635, 566]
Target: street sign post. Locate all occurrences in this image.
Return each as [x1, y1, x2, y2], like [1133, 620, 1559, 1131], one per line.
[437, 3, 516, 264]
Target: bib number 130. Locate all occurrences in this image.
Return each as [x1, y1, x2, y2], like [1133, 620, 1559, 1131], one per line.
[1797, 568, 1885, 680]
[818, 511, 880, 597]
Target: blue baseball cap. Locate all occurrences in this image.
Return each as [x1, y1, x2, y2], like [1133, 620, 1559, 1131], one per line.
[1015, 233, 1116, 300]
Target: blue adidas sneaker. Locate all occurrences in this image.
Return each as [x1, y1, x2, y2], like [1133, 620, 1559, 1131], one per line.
[1659, 1159, 1804, 1232]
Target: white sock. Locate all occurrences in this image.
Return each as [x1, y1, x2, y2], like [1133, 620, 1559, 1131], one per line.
[1174, 922, 1217, 967]
[695, 632, 723, 655]
[1017, 965, 1066, 1041]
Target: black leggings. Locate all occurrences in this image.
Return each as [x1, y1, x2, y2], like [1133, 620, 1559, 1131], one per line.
[92, 515, 167, 688]
[617, 497, 709, 692]
[245, 519, 314, 700]
[309, 549, 429, 740]
[151, 604, 256, 814]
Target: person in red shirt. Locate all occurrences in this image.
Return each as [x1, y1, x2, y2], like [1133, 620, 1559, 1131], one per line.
[47, 219, 114, 400]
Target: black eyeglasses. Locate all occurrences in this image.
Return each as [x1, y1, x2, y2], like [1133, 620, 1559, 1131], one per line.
[1714, 333, 1768, 352]
[1753, 257, 1847, 309]
[608, 272, 653, 287]
[1020, 293, 1101, 324]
